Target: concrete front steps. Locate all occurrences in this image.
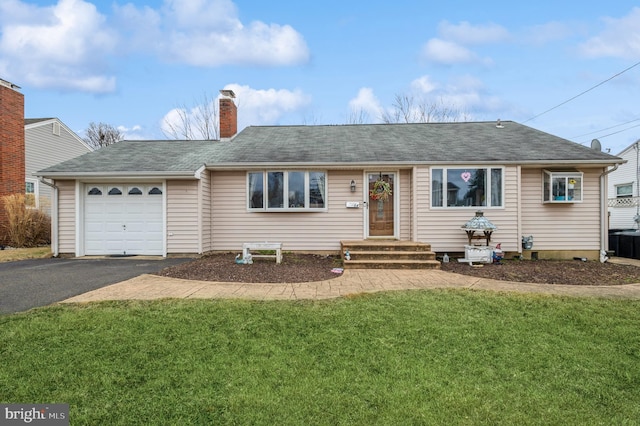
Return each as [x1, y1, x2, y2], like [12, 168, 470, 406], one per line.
[340, 240, 440, 269]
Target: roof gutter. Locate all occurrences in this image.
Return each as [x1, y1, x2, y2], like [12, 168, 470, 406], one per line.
[35, 171, 201, 180]
[39, 178, 59, 257]
[205, 159, 624, 170]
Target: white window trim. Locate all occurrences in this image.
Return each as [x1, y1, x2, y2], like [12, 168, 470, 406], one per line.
[616, 182, 634, 198]
[543, 170, 584, 203]
[430, 166, 505, 209]
[247, 170, 328, 212]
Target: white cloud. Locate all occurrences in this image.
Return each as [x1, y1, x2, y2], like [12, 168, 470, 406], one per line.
[348, 88, 383, 121]
[117, 124, 146, 140]
[421, 38, 477, 64]
[0, 0, 309, 92]
[119, 0, 310, 67]
[438, 75, 504, 116]
[410, 76, 437, 94]
[437, 21, 509, 45]
[160, 84, 312, 137]
[523, 21, 575, 46]
[0, 0, 117, 93]
[579, 7, 640, 59]
[225, 84, 312, 129]
[404, 75, 505, 121]
[421, 20, 508, 66]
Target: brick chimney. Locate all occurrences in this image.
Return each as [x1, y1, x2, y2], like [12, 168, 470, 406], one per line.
[219, 89, 237, 139]
[0, 79, 25, 244]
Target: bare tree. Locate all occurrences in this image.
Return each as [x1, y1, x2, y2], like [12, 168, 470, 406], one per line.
[380, 93, 469, 123]
[346, 108, 371, 124]
[162, 92, 219, 140]
[84, 122, 124, 150]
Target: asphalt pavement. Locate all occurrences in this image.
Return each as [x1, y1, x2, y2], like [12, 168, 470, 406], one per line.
[0, 257, 193, 315]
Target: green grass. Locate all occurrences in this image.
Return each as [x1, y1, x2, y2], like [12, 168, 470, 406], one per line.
[0, 246, 52, 262]
[1, 290, 639, 425]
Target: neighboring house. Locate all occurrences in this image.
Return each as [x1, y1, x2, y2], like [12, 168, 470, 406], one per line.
[0, 78, 92, 246]
[25, 118, 92, 213]
[0, 79, 25, 242]
[38, 94, 623, 260]
[607, 140, 640, 231]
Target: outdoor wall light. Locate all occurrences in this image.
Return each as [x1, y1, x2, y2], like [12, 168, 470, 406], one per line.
[350, 180, 357, 192]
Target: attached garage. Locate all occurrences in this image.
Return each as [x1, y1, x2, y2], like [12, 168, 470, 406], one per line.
[83, 183, 165, 256]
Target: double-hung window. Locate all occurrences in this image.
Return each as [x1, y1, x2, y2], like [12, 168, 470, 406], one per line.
[431, 167, 503, 208]
[248, 171, 326, 211]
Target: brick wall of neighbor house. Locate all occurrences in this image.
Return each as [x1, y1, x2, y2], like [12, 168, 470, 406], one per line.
[0, 80, 25, 245]
[219, 97, 237, 139]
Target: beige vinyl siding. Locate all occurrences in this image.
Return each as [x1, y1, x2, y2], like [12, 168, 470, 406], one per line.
[200, 171, 212, 253]
[166, 180, 201, 253]
[26, 121, 91, 214]
[417, 166, 520, 253]
[56, 180, 76, 254]
[521, 168, 602, 250]
[211, 170, 364, 252]
[399, 169, 412, 241]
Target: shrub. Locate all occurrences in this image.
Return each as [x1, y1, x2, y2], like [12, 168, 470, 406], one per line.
[1, 194, 51, 248]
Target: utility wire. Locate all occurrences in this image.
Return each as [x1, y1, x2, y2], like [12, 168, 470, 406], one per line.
[572, 117, 640, 139]
[523, 60, 640, 123]
[582, 122, 640, 143]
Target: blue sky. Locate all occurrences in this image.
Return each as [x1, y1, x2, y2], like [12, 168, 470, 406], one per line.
[2, 0, 639, 155]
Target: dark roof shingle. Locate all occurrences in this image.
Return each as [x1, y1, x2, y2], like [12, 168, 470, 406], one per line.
[38, 121, 622, 176]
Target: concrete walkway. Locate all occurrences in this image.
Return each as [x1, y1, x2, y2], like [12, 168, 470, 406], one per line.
[62, 259, 640, 304]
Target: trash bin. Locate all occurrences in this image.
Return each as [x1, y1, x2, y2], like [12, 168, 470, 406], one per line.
[618, 232, 636, 259]
[609, 232, 620, 257]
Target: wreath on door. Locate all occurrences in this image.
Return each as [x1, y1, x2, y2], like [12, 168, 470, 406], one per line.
[370, 179, 392, 202]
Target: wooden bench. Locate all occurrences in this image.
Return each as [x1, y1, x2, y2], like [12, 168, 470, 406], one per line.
[242, 242, 283, 264]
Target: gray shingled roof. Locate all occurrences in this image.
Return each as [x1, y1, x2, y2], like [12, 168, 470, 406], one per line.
[38, 140, 224, 176]
[38, 121, 622, 177]
[25, 118, 56, 126]
[220, 121, 621, 164]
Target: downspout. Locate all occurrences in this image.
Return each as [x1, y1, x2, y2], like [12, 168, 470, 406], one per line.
[39, 178, 59, 257]
[412, 166, 418, 242]
[516, 165, 522, 258]
[601, 164, 619, 261]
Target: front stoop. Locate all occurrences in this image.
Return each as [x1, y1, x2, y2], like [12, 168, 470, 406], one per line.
[340, 240, 440, 269]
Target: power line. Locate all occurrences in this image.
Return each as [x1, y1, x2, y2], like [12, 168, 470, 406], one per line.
[582, 122, 640, 144]
[523, 60, 640, 123]
[572, 117, 640, 139]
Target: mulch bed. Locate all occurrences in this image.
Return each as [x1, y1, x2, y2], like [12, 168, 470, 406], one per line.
[156, 253, 640, 286]
[157, 252, 343, 283]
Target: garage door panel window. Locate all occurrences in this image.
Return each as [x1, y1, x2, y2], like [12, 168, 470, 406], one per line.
[88, 187, 102, 196]
[128, 187, 143, 195]
[149, 187, 162, 195]
[108, 187, 123, 195]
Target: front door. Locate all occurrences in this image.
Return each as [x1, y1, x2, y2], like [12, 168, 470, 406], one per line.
[367, 172, 395, 237]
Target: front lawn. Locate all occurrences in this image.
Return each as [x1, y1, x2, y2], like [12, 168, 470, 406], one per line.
[0, 246, 51, 262]
[1, 291, 639, 425]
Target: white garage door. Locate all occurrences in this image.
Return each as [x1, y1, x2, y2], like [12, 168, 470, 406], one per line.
[84, 184, 164, 256]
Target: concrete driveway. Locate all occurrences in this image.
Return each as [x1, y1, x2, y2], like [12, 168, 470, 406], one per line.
[0, 256, 193, 315]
